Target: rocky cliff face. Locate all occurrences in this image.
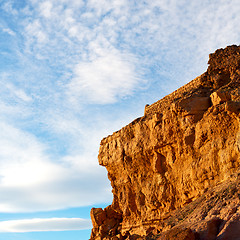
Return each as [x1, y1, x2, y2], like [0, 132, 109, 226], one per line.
[90, 45, 240, 240]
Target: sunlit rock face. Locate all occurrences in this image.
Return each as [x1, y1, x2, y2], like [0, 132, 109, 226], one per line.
[90, 45, 240, 240]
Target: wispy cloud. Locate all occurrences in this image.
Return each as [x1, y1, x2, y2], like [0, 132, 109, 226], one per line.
[0, 218, 92, 232]
[1, 27, 15, 36]
[1, 1, 18, 15]
[8, 0, 239, 95]
[4, 83, 32, 102]
[68, 51, 141, 103]
[0, 120, 112, 212]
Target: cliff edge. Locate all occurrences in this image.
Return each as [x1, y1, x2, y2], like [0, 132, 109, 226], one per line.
[90, 45, 240, 240]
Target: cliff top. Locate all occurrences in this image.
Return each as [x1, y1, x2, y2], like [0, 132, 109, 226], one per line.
[101, 45, 240, 144]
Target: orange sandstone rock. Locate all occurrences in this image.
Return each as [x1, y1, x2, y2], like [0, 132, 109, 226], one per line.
[90, 45, 240, 240]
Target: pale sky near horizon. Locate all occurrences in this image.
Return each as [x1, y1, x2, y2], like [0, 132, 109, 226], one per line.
[0, 0, 240, 239]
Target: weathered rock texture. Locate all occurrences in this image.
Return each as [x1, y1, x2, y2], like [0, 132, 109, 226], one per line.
[90, 45, 240, 240]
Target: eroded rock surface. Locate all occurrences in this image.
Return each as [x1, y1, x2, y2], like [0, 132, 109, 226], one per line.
[90, 45, 240, 240]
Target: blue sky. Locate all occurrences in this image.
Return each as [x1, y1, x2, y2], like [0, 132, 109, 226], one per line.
[0, 0, 239, 239]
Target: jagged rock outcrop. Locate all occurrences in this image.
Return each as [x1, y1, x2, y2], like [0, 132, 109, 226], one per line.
[90, 45, 240, 240]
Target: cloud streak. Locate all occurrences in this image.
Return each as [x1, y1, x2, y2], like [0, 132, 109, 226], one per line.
[0, 218, 92, 232]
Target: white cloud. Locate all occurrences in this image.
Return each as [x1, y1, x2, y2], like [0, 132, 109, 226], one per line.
[39, 1, 53, 18]
[5, 83, 32, 102]
[0, 120, 112, 212]
[0, 77, 32, 105]
[68, 51, 141, 103]
[1, 1, 18, 15]
[86, 0, 127, 17]
[2, 27, 15, 36]
[0, 218, 92, 232]
[16, 0, 240, 97]
[25, 19, 48, 44]
[0, 121, 62, 190]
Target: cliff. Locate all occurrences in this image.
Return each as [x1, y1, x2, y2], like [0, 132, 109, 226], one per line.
[90, 45, 240, 240]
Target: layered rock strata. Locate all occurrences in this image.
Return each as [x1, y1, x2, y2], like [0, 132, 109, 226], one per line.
[90, 45, 240, 240]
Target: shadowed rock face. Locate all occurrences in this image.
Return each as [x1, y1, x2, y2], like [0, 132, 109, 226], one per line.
[90, 45, 240, 240]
